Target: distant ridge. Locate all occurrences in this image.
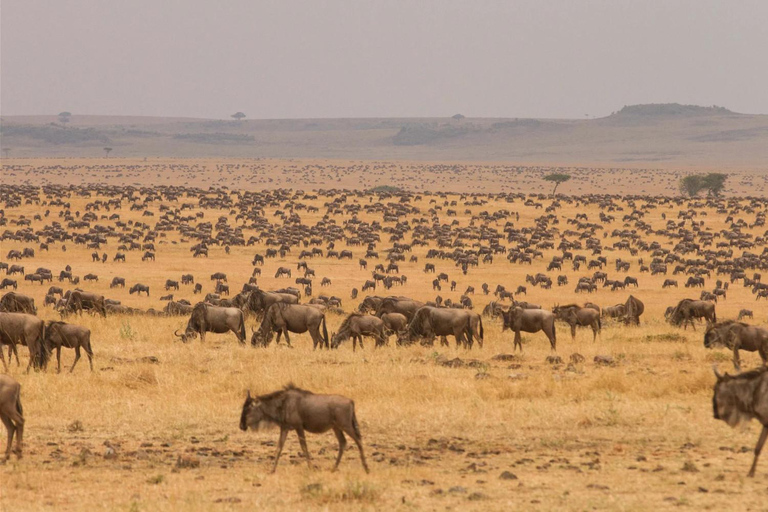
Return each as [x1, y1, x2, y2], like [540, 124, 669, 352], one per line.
[610, 103, 737, 118]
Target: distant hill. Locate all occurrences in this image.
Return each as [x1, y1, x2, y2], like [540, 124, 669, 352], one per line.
[2, 104, 767, 168]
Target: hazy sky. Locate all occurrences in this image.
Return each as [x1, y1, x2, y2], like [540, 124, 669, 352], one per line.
[2, 0, 766, 119]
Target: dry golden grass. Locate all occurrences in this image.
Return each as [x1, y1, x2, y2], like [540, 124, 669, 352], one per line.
[1, 166, 767, 511]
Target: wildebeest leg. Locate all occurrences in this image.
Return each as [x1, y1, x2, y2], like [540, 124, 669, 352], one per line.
[70, 346, 81, 373]
[514, 330, 522, 351]
[296, 427, 313, 469]
[357, 335, 364, 351]
[0, 346, 7, 372]
[342, 420, 369, 473]
[570, 324, 576, 340]
[748, 426, 768, 477]
[592, 323, 598, 342]
[57, 345, 63, 373]
[2, 416, 15, 461]
[283, 329, 292, 348]
[733, 346, 742, 372]
[332, 427, 347, 471]
[271, 428, 288, 473]
[86, 345, 94, 371]
[440, 336, 449, 347]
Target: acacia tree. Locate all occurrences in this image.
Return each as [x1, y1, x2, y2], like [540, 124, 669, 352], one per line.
[231, 112, 246, 121]
[679, 173, 728, 197]
[543, 173, 571, 195]
[103, 147, 113, 158]
[58, 111, 72, 125]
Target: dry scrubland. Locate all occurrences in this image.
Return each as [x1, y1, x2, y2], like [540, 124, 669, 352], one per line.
[0, 168, 767, 511]
[5, 157, 768, 196]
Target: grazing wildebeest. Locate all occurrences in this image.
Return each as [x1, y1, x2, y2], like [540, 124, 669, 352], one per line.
[175, 303, 246, 344]
[502, 307, 556, 352]
[193, 283, 202, 294]
[0, 312, 47, 372]
[662, 279, 678, 288]
[8, 265, 24, 276]
[712, 366, 768, 477]
[239, 384, 369, 473]
[215, 282, 230, 295]
[602, 304, 627, 319]
[0, 292, 37, 315]
[0, 375, 24, 461]
[624, 295, 644, 325]
[44, 321, 94, 373]
[181, 274, 194, 285]
[142, 251, 155, 261]
[397, 306, 483, 349]
[380, 312, 408, 334]
[210, 272, 227, 282]
[113, 253, 125, 262]
[246, 289, 299, 316]
[668, 299, 716, 330]
[553, 304, 601, 341]
[0, 279, 17, 290]
[129, 283, 150, 296]
[84, 273, 98, 282]
[252, 303, 329, 349]
[163, 301, 194, 316]
[61, 290, 107, 318]
[331, 314, 387, 351]
[739, 309, 754, 320]
[110, 277, 125, 288]
[275, 267, 292, 278]
[165, 279, 179, 291]
[375, 297, 425, 322]
[704, 321, 768, 371]
[482, 300, 505, 319]
[350, 288, 358, 299]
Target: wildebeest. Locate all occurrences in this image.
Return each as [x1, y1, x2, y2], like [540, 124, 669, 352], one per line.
[0, 292, 37, 315]
[181, 274, 194, 285]
[110, 277, 126, 288]
[275, 267, 292, 278]
[0, 312, 47, 372]
[61, 291, 107, 318]
[165, 279, 179, 291]
[0, 374, 23, 461]
[44, 321, 94, 373]
[739, 309, 754, 320]
[0, 279, 17, 290]
[662, 279, 678, 288]
[129, 283, 150, 296]
[553, 304, 601, 341]
[175, 303, 246, 343]
[375, 297, 425, 322]
[163, 301, 194, 316]
[668, 299, 716, 329]
[239, 384, 369, 473]
[253, 303, 329, 349]
[704, 321, 768, 371]
[211, 272, 227, 282]
[246, 289, 299, 317]
[397, 306, 483, 349]
[712, 366, 768, 477]
[331, 313, 387, 351]
[380, 312, 408, 334]
[624, 295, 644, 325]
[502, 307, 556, 351]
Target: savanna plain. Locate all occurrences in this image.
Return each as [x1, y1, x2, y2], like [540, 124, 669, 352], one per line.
[1, 159, 767, 512]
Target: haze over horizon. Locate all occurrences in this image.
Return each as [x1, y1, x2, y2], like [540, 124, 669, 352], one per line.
[2, 0, 767, 120]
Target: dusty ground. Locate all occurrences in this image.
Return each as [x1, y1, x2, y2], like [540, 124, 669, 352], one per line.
[1, 164, 768, 511]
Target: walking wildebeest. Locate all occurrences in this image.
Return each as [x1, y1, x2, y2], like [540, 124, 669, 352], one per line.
[712, 366, 768, 477]
[0, 375, 24, 461]
[397, 306, 483, 349]
[502, 307, 556, 352]
[704, 321, 768, 371]
[0, 312, 47, 372]
[553, 304, 601, 342]
[129, 283, 150, 296]
[331, 313, 387, 351]
[61, 291, 107, 318]
[252, 303, 329, 349]
[175, 303, 246, 344]
[44, 321, 94, 373]
[239, 384, 369, 473]
[375, 297, 425, 322]
[0, 292, 37, 315]
[668, 299, 716, 330]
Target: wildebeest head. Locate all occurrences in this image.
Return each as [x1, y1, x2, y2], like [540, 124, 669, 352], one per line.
[240, 391, 261, 431]
[712, 366, 752, 427]
[501, 307, 522, 331]
[239, 390, 280, 431]
[175, 304, 205, 342]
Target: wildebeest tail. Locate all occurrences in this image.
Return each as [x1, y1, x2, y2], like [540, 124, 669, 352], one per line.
[479, 316, 484, 341]
[351, 403, 362, 439]
[598, 317, 602, 331]
[15, 384, 23, 417]
[239, 313, 246, 344]
[321, 315, 329, 348]
[36, 322, 50, 369]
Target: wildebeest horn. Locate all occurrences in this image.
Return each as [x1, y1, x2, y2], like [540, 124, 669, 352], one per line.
[246, 390, 252, 399]
[174, 329, 182, 337]
[712, 364, 724, 380]
[251, 326, 256, 333]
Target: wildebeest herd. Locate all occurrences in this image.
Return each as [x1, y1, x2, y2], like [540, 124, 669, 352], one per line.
[1, 182, 767, 481]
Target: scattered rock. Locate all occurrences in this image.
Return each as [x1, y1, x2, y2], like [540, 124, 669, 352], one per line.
[570, 353, 585, 363]
[508, 372, 528, 380]
[448, 486, 467, 494]
[587, 484, 610, 490]
[67, 420, 84, 433]
[499, 471, 518, 480]
[681, 461, 699, 473]
[546, 355, 563, 364]
[474, 372, 491, 380]
[467, 492, 487, 501]
[491, 354, 521, 362]
[176, 455, 200, 469]
[214, 497, 242, 504]
[593, 355, 615, 366]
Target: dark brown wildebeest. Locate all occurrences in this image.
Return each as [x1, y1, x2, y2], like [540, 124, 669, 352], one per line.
[215, 282, 230, 295]
[211, 272, 227, 282]
[0, 312, 47, 372]
[61, 291, 107, 318]
[274, 267, 292, 278]
[181, 274, 194, 285]
[0, 292, 37, 315]
[141, 251, 155, 261]
[662, 279, 678, 288]
[129, 283, 150, 296]
[0, 279, 17, 290]
[350, 288, 358, 299]
[165, 279, 179, 291]
[163, 301, 193, 316]
[110, 277, 125, 288]
[381, 312, 407, 334]
[602, 304, 626, 319]
[397, 306, 483, 349]
[375, 297, 425, 322]
[113, 252, 126, 262]
[24, 274, 44, 285]
[502, 307, 556, 352]
[175, 303, 246, 344]
[331, 313, 387, 351]
[357, 296, 384, 313]
[193, 283, 202, 294]
[668, 299, 716, 330]
[482, 300, 505, 319]
[624, 295, 644, 325]
[44, 321, 93, 373]
[712, 366, 768, 477]
[252, 303, 329, 349]
[84, 273, 98, 283]
[239, 384, 369, 473]
[246, 289, 299, 317]
[739, 309, 754, 320]
[553, 304, 601, 341]
[0, 374, 24, 461]
[8, 265, 24, 276]
[704, 321, 768, 371]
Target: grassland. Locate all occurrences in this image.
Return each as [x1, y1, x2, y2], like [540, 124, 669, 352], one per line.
[1, 167, 767, 511]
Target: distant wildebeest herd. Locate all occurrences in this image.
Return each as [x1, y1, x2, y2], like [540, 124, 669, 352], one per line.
[0, 183, 767, 475]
